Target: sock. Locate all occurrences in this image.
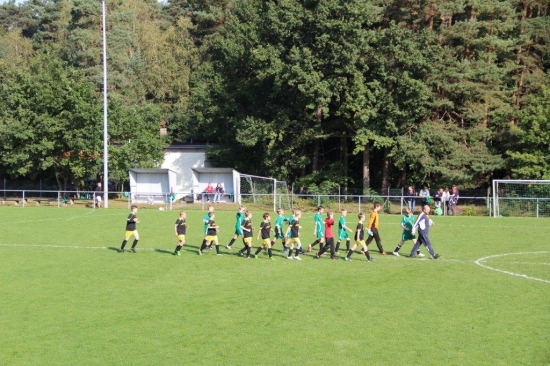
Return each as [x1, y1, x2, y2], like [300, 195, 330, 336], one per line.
[270, 240, 275, 247]
[347, 249, 353, 258]
[288, 249, 292, 258]
[239, 246, 246, 254]
[131, 240, 138, 248]
[200, 242, 207, 251]
[228, 238, 236, 247]
[394, 244, 402, 252]
[255, 247, 262, 255]
[364, 250, 371, 260]
[216, 245, 220, 254]
[175, 245, 180, 252]
[295, 248, 300, 257]
[246, 246, 251, 257]
[346, 240, 350, 251]
[201, 239, 206, 248]
[417, 250, 421, 254]
[310, 239, 319, 247]
[120, 240, 127, 250]
[268, 248, 272, 258]
[335, 241, 341, 252]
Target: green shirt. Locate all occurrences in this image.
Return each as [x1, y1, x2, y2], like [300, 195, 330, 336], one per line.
[314, 212, 323, 231]
[401, 215, 414, 231]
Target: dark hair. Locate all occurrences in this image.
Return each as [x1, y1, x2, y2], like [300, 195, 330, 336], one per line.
[131, 205, 137, 210]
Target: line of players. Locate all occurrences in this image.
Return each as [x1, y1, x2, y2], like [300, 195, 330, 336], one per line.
[119, 203, 440, 260]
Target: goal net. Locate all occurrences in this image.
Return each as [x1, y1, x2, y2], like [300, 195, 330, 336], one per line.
[239, 174, 291, 211]
[492, 180, 550, 217]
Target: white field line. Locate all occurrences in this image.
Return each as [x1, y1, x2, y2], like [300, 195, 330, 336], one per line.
[0, 243, 157, 251]
[475, 252, 550, 284]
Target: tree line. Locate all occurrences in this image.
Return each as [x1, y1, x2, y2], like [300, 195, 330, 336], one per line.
[0, 0, 548, 192]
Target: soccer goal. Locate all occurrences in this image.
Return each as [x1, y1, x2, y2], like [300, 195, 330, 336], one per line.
[239, 174, 291, 211]
[492, 180, 550, 217]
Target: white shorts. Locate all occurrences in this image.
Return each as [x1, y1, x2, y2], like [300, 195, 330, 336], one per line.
[95, 196, 102, 202]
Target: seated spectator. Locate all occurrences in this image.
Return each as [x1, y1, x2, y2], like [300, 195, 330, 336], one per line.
[213, 183, 224, 203]
[203, 183, 215, 202]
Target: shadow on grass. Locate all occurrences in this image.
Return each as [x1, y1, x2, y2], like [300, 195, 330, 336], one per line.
[107, 247, 121, 252]
[154, 249, 174, 255]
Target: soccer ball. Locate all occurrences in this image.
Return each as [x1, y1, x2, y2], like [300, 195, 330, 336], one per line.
[158, 207, 164, 211]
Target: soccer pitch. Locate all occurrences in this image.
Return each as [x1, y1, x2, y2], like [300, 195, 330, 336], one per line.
[1, 207, 549, 365]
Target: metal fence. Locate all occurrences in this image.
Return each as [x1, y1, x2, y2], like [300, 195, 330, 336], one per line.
[0, 188, 493, 216]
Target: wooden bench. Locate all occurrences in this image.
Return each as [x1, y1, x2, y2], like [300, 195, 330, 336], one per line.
[0, 198, 26, 205]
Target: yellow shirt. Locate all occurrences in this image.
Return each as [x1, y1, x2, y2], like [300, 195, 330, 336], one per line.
[367, 211, 379, 230]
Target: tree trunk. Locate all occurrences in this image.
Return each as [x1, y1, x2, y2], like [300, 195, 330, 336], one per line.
[362, 144, 370, 191]
[381, 147, 391, 192]
[311, 103, 322, 174]
[341, 135, 348, 193]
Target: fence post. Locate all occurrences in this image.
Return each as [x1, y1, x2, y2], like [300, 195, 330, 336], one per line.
[537, 198, 539, 218]
[22, 190, 25, 207]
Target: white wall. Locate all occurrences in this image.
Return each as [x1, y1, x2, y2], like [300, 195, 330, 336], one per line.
[161, 149, 210, 196]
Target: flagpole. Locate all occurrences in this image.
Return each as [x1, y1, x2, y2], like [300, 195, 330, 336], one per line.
[102, 0, 109, 208]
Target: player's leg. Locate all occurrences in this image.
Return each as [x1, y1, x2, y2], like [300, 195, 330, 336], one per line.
[130, 231, 140, 253]
[345, 243, 359, 261]
[294, 239, 302, 260]
[119, 232, 132, 252]
[287, 241, 295, 259]
[362, 244, 374, 262]
[422, 235, 439, 259]
[371, 229, 386, 254]
[409, 237, 422, 258]
[214, 237, 220, 255]
[393, 238, 405, 256]
[226, 233, 238, 249]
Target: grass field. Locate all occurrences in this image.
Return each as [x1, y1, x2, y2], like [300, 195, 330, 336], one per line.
[1, 206, 549, 365]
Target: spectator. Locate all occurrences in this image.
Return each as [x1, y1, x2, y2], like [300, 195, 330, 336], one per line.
[213, 183, 224, 203]
[449, 185, 460, 215]
[406, 186, 416, 213]
[203, 183, 215, 202]
[442, 187, 450, 215]
[419, 185, 430, 207]
[434, 188, 443, 209]
[94, 182, 103, 208]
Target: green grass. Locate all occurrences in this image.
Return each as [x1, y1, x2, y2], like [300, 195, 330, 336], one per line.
[0, 206, 549, 365]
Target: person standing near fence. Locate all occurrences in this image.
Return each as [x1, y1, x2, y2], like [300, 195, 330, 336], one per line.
[202, 204, 214, 250]
[308, 205, 325, 252]
[449, 185, 460, 215]
[94, 182, 103, 208]
[406, 186, 416, 212]
[419, 185, 430, 207]
[442, 188, 450, 215]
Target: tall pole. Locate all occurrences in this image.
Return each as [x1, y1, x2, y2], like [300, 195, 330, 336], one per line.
[102, 0, 109, 208]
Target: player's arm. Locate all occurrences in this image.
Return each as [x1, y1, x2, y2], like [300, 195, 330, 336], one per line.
[174, 224, 178, 236]
[411, 213, 423, 234]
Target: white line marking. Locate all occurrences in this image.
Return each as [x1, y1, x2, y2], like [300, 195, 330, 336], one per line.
[489, 262, 550, 266]
[475, 252, 550, 284]
[0, 243, 157, 251]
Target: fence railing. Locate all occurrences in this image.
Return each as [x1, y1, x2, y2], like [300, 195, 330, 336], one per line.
[0, 189, 500, 216]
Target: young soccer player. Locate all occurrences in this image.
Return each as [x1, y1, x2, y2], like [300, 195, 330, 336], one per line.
[365, 202, 387, 255]
[238, 210, 253, 258]
[201, 204, 214, 250]
[308, 205, 325, 252]
[410, 204, 440, 259]
[392, 208, 424, 257]
[254, 212, 275, 260]
[285, 210, 303, 260]
[119, 205, 140, 253]
[273, 208, 288, 253]
[174, 211, 188, 255]
[199, 212, 221, 255]
[335, 209, 353, 254]
[226, 205, 246, 249]
[344, 213, 375, 262]
[315, 211, 336, 259]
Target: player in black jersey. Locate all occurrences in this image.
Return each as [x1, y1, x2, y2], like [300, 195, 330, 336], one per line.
[238, 211, 254, 258]
[254, 213, 276, 260]
[199, 212, 221, 255]
[119, 205, 140, 253]
[174, 211, 188, 255]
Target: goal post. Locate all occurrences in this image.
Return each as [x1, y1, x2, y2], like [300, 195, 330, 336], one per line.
[492, 179, 550, 217]
[239, 173, 291, 212]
